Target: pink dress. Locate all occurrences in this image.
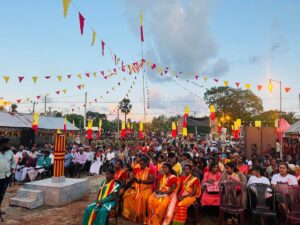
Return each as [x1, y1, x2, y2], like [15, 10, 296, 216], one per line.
[201, 171, 221, 206]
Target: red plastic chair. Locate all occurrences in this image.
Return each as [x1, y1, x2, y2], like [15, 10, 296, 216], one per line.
[219, 180, 245, 225]
[247, 183, 277, 225]
[284, 186, 300, 225]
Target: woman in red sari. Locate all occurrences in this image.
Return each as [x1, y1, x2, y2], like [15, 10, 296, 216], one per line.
[122, 157, 154, 223]
[147, 163, 178, 225]
[172, 164, 201, 225]
[236, 156, 249, 175]
[201, 162, 221, 206]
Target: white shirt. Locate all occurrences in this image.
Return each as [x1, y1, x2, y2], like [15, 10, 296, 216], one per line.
[49, 153, 54, 164]
[84, 152, 94, 161]
[271, 173, 298, 185]
[247, 175, 270, 186]
[106, 152, 115, 161]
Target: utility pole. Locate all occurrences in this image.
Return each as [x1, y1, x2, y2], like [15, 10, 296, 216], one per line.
[83, 92, 87, 130]
[44, 96, 47, 114]
[32, 101, 36, 114]
[117, 107, 120, 132]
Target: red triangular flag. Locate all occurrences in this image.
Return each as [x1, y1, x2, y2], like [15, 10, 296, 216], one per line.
[104, 76, 108, 79]
[151, 64, 156, 70]
[101, 71, 104, 76]
[195, 75, 199, 80]
[36, 96, 41, 100]
[101, 40, 105, 56]
[16, 99, 21, 103]
[79, 12, 85, 35]
[18, 76, 24, 83]
[285, 87, 291, 93]
[67, 74, 72, 79]
[213, 79, 219, 83]
[45, 76, 51, 79]
[85, 73, 90, 78]
[113, 68, 117, 73]
[56, 91, 60, 95]
[122, 61, 125, 72]
[77, 85, 81, 90]
[257, 85, 263, 91]
[235, 82, 240, 88]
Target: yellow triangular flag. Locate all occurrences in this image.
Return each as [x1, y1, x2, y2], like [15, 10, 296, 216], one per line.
[93, 72, 97, 78]
[3, 76, 10, 84]
[77, 74, 82, 79]
[32, 76, 38, 83]
[62, 89, 67, 94]
[223, 81, 229, 87]
[62, 0, 71, 18]
[203, 76, 208, 82]
[245, 83, 251, 90]
[81, 84, 85, 89]
[91, 31, 96, 46]
[255, 121, 261, 128]
[57, 75, 63, 82]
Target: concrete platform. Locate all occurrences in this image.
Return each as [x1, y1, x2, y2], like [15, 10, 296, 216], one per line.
[23, 178, 89, 207]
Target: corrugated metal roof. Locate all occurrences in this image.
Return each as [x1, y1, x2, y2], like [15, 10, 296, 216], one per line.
[0, 112, 79, 131]
[0, 112, 28, 128]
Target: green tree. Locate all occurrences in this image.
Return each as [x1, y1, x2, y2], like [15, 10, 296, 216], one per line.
[204, 86, 263, 124]
[252, 110, 297, 126]
[66, 114, 84, 129]
[118, 98, 132, 123]
[86, 111, 107, 126]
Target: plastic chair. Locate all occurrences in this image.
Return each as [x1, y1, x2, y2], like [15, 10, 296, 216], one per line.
[247, 183, 277, 225]
[277, 182, 290, 196]
[219, 180, 245, 225]
[186, 198, 200, 225]
[106, 205, 118, 225]
[284, 186, 300, 225]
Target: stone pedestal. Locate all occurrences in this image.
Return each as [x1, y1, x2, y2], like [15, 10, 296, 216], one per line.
[23, 178, 89, 207]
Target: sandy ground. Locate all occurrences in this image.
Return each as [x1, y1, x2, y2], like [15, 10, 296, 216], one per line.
[1, 176, 238, 225]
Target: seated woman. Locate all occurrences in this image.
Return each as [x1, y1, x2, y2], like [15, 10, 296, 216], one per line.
[271, 162, 298, 187]
[90, 149, 104, 175]
[171, 156, 182, 177]
[122, 157, 154, 223]
[82, 169, 119, 225]
[114, 159, 128, 195]
[201, 162, 221, 206]
[147, 163, 178, 225]
[172, 164, 201, 225]
[247, 166, 270, 186]
[15, 151, 37, 182]
[220, 162, 247, 209]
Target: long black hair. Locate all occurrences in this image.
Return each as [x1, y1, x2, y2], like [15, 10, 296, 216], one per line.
[163, 162, 176, 175]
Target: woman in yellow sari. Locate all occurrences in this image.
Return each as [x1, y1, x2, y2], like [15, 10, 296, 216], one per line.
[147, 162, 178, 225]
[172, 164, 201, 225]
[122, 157, 154, 223]
[171, 156, 182, 177]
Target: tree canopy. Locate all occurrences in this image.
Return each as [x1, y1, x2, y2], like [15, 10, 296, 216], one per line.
[119, 98, 132, 122]
[204, 86, 264, 122]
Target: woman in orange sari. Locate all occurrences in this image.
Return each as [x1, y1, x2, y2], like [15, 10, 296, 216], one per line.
[172, 164, 201, 225]
[147, 163, 178, 225]
[122, 157, 154, 223]
[131, 154, 141, 170]
[114, 160, 128, 193]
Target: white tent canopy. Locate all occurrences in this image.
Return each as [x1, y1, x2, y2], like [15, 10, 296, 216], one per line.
[285, 120, 300, 134]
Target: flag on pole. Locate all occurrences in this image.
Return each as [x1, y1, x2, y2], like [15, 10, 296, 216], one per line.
[182, 106, 190, 137]
[139, 121, 143, 140]
[172, 122, 177, 138]
[79, 12, 85, 35]
[121, 121, 126, 139]
[209, 105, 216, 122]
[87, 119, 93, 140]
[32, 113, 39, 133]
[63, 116, 67, 134]
[140, 10, 144, 42]
[97, 119, 102, 140]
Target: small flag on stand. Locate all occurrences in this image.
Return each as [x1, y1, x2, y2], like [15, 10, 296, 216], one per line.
[210, 105, 216, 122]
[182, 106, 190, 137]
[140, 11, 144, 42]
[97, 119, 102, 140]
[121, 121, 126, 139]
[87, 119, 93, 140]
[139, 121, 144, 140]
[32, 113, 39, 133]
[172, 122, 177, 138]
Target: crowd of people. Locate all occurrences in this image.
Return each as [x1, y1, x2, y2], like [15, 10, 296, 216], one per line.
[1, 135, 300, 224]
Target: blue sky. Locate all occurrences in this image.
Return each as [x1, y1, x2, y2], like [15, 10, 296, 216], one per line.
[0, 0, 299, 120]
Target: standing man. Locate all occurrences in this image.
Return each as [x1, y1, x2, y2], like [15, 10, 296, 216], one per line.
[0, 137, 16, 215]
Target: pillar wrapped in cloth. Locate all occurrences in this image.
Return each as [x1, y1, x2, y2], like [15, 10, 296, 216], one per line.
[52, 133, 66, 183]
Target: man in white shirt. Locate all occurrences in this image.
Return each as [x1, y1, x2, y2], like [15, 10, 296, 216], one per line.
[271, 163, 298, 187]
[247, 166, 270, 186]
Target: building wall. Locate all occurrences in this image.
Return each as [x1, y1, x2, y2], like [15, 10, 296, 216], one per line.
[244, 127, 277, 158]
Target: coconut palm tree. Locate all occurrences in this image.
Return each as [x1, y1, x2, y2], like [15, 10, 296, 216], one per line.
[118, 98, 132, 123]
